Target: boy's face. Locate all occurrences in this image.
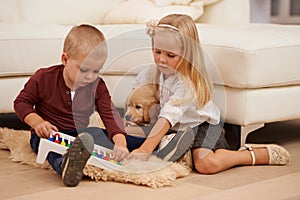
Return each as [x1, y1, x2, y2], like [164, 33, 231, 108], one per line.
[62, 52, 107, 90]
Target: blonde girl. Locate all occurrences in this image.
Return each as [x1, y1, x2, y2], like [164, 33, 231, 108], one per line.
[126, 14, 290, 174]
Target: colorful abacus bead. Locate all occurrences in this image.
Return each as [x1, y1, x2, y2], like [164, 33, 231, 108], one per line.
[103, 156, 109, 160]
[97, 150, 103, 159]
[102, 150, 108, 160]
[92, 150, 97, 157]
[108, 152, 113, 159]
[67, 138, 71, 147]
[60, 136, 66, 146]
[54, 133, 60, 144]
[48, 134, 54, 142]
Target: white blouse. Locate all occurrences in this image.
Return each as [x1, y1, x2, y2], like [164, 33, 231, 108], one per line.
[133, 66, 220, 131]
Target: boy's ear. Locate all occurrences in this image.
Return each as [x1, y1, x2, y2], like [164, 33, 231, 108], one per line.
[61, 52, 69, 65]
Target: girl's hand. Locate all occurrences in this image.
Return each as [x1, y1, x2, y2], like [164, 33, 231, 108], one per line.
[126, 148, 151, 161]
[112, 145, 129, 162]
[34, 121, 58, 138]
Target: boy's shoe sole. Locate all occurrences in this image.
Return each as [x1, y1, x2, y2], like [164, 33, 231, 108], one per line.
[156, 127, 195, 162]
[61, 132, 94, 187]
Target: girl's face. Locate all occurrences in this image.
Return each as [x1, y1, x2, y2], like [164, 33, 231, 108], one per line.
[62, 53, 106, 90]
[152, 32, 183, 78]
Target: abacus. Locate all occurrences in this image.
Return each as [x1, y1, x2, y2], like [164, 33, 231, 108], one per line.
[36, 131, 124, 171]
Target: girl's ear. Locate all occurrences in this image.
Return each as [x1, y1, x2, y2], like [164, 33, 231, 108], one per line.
[61, 52, 69, 65]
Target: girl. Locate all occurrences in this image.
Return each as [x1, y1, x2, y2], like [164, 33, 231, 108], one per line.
[126, 14, 290, 174]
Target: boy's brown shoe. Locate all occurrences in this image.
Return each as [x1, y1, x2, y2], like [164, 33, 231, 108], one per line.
[61, 132, 94, 187]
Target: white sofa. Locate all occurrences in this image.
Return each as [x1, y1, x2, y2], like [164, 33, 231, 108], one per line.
[1, 0, 300, 148]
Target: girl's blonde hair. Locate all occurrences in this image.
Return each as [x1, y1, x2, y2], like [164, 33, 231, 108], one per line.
[63, 24, 107, 59]
[150, 14, 213, 108]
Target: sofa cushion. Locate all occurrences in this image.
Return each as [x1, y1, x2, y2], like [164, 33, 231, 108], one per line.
[0, 23, 151, 77]
[18, 0, 125, 25]
[103, 24, 300, 89]
[1, 23, 300, 90]
[0, 23, 70, 77]
[199, 24, 300, 88]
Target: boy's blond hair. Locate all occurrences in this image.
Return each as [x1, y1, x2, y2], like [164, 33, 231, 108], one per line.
[63, 24, 107, 59]
[151, 14, 213, 108]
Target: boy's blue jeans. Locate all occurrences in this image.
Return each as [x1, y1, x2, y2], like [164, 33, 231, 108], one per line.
[30, 127, 146, 175]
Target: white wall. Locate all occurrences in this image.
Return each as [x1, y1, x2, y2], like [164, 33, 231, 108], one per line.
[250, 0, 300, 24]
[250, 0, 271, 23]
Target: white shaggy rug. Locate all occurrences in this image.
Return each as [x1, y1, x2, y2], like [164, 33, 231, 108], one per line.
[0, 128, 192, 188]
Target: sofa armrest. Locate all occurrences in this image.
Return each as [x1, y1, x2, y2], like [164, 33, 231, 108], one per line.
[197, 0, 250, 24]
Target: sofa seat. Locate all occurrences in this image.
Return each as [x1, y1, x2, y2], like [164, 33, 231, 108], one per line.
[197, 23, 300, 146]
[97, 24, 300, 124]
[196, 23, 300, 123]
[99, 23, 300, 146]
[1, 22, 300, 146]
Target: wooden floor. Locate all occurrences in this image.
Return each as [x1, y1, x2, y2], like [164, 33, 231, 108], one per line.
[1, 119, 300, 200]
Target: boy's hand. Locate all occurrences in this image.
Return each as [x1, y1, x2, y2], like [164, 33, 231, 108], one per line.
[112, 145, 129, 162]
[34, 121, 58, 138]
[24, 113, 58, 138]
[112, 134, 129, 162]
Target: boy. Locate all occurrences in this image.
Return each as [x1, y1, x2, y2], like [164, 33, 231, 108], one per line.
[14, 24, 129, 187]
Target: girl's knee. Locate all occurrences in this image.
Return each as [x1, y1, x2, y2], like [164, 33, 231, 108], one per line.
[193, 155, 222, 174]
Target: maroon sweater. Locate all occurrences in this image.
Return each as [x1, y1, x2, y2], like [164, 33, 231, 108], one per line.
[14, 65, 126, 140]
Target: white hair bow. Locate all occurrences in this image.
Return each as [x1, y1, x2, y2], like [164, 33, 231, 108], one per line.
[146, 19, 159, 37]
